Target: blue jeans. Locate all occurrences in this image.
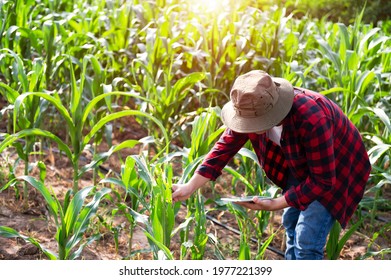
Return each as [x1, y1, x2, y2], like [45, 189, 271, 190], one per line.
[282, 176, 335, 260]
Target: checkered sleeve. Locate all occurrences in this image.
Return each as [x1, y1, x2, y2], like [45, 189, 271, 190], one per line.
[284, 116, 336, 210]
[196, 128, 249, 181]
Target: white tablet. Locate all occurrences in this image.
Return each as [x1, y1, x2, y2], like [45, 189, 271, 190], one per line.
[220, 196, 271, 203]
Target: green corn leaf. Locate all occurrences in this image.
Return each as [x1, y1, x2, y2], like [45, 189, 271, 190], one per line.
[359, 28, 381, 53]
[238, 237, 251, 260]
[131, 155, 155, 186]
[355, 71, 375, 96]
[83, 110, 169, 149]
[284, 32, 299, 58]
[224, 165, 255, 193]
[151, 191, 164, 244]
[320, 87, 350, 96]
[1, 48, 28, 92]
[256, 233, 275, 260]
[0, 128, 73, 161]
[37, 161, 47, 182]
[367, 144, 391, 165]
[77, 139, 139, 178]
[13, 92, 75, 137]
[238, 147, 261, 167]
[100, 177, 124, 188]
[17, 176, 59, 221]
[144, 231, 174, 260]
[69, 57, 82, 125]
[69, 233, 101, 260]
[66, 187, 111, 253]
[29, 58, 44, 92]
[0, 226, 58, 260]
[0, 82, 19, 103]
[316, 36, 342, 70]
[206, 127, 225, 148]
[124, 206, 152, 233]
[365, 179, 391, 195]
[100, 177, 146, 204]
[63, 186, 94, 236]
[372, 108, 391, 134]
[122, 155, 135, 188]
[157, 151, 187, 164]
[83, 55, 103, 98]
[12, 141, 27, 161]
[63, 189, 73, 214]
[171, 217, 194, 238]
[178, 155, 205, 184]
[0, 177, 18, 192]
[337, 23, 350, 54]
[326, 222, 340, 259]
[360, 248, 391, 260]
[327, 220, 362, 260]
[172, 72, 205, 97]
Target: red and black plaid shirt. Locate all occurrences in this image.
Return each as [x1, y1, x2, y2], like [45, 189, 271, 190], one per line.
[196, 88, 371, 228]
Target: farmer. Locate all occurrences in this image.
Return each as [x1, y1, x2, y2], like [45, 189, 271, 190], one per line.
[171, 70, 371, 260]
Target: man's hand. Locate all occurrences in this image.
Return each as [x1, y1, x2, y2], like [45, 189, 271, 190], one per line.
[172, 183, 196, 202]
[235, 195, 289, 211]
[172, 173, 210, 203]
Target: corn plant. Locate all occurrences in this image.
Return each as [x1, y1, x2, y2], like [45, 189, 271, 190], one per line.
[0, 56, 169, 194]
[172, 108, 223, 256]
[101, 152, 177, 260]
[187, 192, 209, 260]
[359, 221, 391, 260]
[0, 0, 43, 56]
[218, 148, 285, 248]
[180, 107, 225, 163]
[143, 163, 176, 260]
[308, 8, 391, 118]
[0, 175, 111, 260]
[350, 105, 391, 225]
[96, 152, 154, 258]
[226, 202, 275, 260]
[109, 151, 218, 260]
[99, 155, 151, 258]
[130, 56, 205, 139]
[0, 49, 48, 208]
[228, 146, 283, 235]
[326, 220, 362, 260]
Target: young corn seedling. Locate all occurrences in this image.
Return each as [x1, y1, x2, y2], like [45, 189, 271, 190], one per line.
[326, 219, 362, 260]
[106, 153, 178, 260]
[100, 155, 151, 258]
[0, 174, 111, 260]
[187, 192, 209, 260]
[227, 202, 276, 260]
[170, 108, 223, 258]
[145, 163, 176, 260]
[226, 202, 252, 260]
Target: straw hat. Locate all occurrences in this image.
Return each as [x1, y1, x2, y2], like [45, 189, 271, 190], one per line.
[221, 70, 294, 133]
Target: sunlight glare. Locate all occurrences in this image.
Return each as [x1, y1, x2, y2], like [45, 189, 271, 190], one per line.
[189, 0, 226, 14]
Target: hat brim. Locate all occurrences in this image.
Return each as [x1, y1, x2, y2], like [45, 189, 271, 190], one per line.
[221, 77, 294, 133]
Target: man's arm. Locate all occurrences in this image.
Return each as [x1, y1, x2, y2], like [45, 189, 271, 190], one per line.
[172, 128, 249, 202]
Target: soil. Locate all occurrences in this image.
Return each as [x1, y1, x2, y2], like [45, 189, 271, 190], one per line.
[0, 109, 390, 260]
